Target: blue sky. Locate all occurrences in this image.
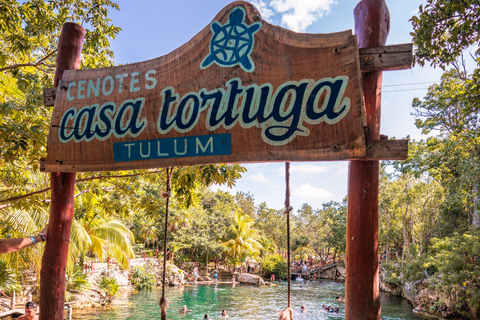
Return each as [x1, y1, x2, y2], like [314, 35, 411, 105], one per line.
[106, 0, 465, 211]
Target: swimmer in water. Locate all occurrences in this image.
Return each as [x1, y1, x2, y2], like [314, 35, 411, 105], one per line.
[179, 305, 192, 313]
[300, 305, 306, 313]
[221, 310, 229, 318]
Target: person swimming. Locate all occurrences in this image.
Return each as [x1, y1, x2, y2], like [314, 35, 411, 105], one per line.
[334, 307, 340, 314]
[221, 310, 229, 318]
[179, 305, 192, 313]
[300, 305, 306, 312]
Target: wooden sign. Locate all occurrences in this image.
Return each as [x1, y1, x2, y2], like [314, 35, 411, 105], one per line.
[44, 1, 367, 172]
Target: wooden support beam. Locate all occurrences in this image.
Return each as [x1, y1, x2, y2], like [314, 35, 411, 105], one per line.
[359, 43, 413, 73]
[362, 139, 408, 161]
[347, 0, 390, 319]
[39, 22, 84, 320]
[43, 87, 56, 107]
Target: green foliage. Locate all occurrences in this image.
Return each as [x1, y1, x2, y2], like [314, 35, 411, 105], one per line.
[391, 230, 480, 318]
[411, 0, 480, 68]
[65, 266, 89, 302]
[223, 211, 263, 268]
[98, 276, 119, 298]
[130, 266, 155, 290]
[261, 254, 287, 279]
[0, 260, 21, 294]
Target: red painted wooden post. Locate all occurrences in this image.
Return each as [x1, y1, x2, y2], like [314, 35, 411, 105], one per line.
[346, 1, 389, 319]
[39, 22, 85, 320]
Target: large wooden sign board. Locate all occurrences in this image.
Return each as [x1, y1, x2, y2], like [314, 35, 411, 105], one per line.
[44, 1, 368, 172]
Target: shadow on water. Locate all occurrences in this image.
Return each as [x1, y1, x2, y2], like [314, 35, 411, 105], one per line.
[73, 281, 420, 320]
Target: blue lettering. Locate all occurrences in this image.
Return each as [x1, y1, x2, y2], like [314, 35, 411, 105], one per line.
[175, 94, 200, 131]
[264, 82, 308, 143]
[74, 105, 97, 141]
[158, 88, 178, 133]
[114, 98, 146, 138]
[95, 103, 115, 139]
[306, 77, 350, 122]
[59, 108, 76, 142]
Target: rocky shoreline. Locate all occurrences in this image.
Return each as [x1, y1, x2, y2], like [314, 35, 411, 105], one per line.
[379, 267, 479, 320]
[3, 260, 469, 320]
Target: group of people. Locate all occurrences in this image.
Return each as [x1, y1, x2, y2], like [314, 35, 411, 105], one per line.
[321, 304, 341, 313]
[180, 305, 229, 319]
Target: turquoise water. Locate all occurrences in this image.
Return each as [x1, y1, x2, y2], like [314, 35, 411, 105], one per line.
[73, 281, 418, 319]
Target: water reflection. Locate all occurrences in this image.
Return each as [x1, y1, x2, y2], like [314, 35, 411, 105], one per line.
[73, 281, 419, 320]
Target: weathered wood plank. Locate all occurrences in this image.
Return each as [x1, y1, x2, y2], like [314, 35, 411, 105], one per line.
[359, 43, 413, 73]
[43, 87, 56, 106]
[362, 139, 408, 160]
[42, 43, 414, 108]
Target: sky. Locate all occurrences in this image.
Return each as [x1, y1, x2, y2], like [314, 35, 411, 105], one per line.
[105, 0, 460, 211]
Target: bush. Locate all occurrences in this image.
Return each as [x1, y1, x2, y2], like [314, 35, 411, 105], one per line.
[131, 266, 156, 290]
[98, 276, 119, 299]
[262, 254, 287, 279]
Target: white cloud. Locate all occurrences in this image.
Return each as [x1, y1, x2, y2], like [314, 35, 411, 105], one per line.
[247, 173, 270, 184]
[270, 0, 337, 32]
[276, 163, 342, 175]
[290, 163, 328, 174]
[250, 0, 274, 20]
[292, 183, 335, 201]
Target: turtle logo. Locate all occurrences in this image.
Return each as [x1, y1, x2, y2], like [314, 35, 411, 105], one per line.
[201, 7, 261, 73]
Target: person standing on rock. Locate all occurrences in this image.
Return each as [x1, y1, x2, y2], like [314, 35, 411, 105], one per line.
[193, 266, 199, 282]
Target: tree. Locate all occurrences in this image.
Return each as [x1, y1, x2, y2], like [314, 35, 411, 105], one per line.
[74, 192, 134, 269]
[410, 68, 480, 229]
[224, 211, 262, 271]
[411, 0, 480, 69]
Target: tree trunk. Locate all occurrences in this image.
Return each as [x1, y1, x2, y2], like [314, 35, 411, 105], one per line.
[10, 291, 15, 310]
[473, 182, 480, 227]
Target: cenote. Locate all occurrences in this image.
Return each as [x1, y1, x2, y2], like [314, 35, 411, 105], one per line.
[73, 281, 418, 320]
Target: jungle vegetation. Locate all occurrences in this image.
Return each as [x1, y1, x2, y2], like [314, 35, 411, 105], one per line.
[0, 0, 479, 318]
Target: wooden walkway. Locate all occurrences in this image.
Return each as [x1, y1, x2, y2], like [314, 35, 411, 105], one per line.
[291, 263, 338, 278]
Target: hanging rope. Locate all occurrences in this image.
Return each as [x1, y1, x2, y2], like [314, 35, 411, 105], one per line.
[279, 162, 293, 320]
[159, 167, 174, 320]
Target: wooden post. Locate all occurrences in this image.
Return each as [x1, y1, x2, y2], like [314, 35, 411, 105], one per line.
[346, 1, 389, 319]
[39, 22, 85, 320]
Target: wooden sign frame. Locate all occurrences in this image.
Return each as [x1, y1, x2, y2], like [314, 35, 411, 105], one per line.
[43, 1, 410, 173]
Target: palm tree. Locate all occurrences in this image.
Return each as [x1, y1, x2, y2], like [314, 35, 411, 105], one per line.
[223, 211, 263, 272]
[0, 206, 49, 274]
[74, 193, 135, 269]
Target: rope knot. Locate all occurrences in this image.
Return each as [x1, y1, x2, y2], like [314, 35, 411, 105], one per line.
[161, 191, 171, 199]
[284, 205, 293, 215]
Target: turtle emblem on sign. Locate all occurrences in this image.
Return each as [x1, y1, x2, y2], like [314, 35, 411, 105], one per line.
[201, 7, 261, 73]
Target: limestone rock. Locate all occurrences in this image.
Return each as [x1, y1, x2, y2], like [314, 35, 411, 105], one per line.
[238, 273, 265, 286]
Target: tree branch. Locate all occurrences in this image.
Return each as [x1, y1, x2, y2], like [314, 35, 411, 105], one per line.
[0, 169, 166, 205]
[0, 49, 57, 73]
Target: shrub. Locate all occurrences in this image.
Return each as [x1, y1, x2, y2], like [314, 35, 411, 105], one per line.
[262, 254, 288, 279]
[131, 266, 156, 290]
[98, 276, 119, 299]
